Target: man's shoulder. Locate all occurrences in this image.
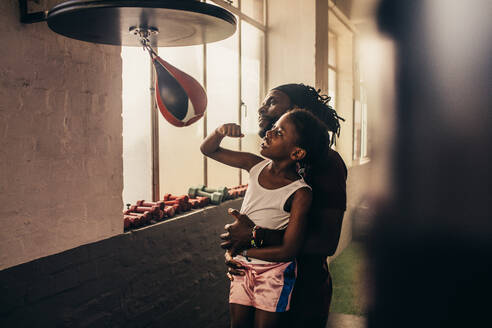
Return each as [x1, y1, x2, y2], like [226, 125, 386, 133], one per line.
[316, 148, 347, 179]
[309, 148, 347, 210]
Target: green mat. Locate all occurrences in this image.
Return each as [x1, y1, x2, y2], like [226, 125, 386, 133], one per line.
[329, 242, 367, 316]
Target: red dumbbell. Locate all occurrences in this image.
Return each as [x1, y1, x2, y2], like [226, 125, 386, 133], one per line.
[129, 205, 164, 221]
[163, 205, 176, 218]
[124, 215, 134, 229]
[227, 188, 240, 199]
[189, 198, 201, 208]
[134, 201, 165, 221]
[195, 196, 210, 206]
[165, 203, 180, 214]
[234, 185, 248, 196]
[136, 200, 165, 210]
[123, 213, 147, 227]
[123, 209, 152, 223]
[164, 200, 186, 212]
[124, 214, 148, 227]
[163, 194, 189, 203]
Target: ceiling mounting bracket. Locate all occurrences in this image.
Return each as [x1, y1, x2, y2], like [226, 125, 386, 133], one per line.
[19, 0, 47, 24]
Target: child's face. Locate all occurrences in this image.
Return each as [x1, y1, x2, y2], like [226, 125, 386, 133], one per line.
[260, 114, 303, 161]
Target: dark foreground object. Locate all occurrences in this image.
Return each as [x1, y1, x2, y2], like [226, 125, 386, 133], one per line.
[369, 1, 491, 327]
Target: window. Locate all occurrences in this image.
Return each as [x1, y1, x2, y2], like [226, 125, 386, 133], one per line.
[157, 46, 205, 197]
[122, 47, 153, 205]
[240, 20, 265, 183]
[206, 27, 240, 188]
[353, 71, 369, 162]
[241, 0, 265, 24]
[328, 31, 337, 108]
[327, 31, 338, 148]
[122, 0, 266, 206]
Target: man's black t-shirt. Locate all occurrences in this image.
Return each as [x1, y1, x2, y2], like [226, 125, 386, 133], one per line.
[310, 147, 347, 211]
[290, 148, 347, 319]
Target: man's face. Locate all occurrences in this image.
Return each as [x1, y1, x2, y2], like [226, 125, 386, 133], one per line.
[258, 90, 292, 138]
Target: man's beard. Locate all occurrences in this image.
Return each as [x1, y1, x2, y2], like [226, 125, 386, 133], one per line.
[258, 119, 275, 138]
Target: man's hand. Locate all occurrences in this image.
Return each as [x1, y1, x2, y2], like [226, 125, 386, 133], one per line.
[221, 208, 255, 255]
[224, 250, 246, 281]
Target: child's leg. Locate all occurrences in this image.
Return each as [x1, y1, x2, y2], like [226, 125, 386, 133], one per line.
[230, 303, 255, 328]
[254, 309, 284, 328]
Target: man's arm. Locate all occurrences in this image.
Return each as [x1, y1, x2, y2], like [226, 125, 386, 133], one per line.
[220, 209, 285, 254]
[299, 208, 344, 256]
[222, 208, 344, 256]
[244, 188, 312, 262]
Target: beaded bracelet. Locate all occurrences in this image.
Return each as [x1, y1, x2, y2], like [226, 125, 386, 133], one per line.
[250, 225, 259, 248]
[250, 225, 264, 248]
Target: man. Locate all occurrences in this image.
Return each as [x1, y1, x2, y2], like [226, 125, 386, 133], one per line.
[222, 84, 347, 327]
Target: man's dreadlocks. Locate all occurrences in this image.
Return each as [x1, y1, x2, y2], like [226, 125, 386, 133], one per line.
[272, 83, 345, 146]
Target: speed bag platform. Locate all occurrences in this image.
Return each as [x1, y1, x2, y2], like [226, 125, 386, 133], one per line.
[153, 55, 207, 127]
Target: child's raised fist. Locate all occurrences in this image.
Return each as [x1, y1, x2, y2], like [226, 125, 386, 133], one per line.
[216, 123, 244, 138]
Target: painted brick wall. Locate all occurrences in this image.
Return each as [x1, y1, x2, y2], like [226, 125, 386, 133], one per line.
[0, 0, 123, 269]
[0, 200, 242, 328]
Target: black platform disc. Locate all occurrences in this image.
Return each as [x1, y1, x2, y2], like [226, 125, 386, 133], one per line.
[47, 0, 237, 46]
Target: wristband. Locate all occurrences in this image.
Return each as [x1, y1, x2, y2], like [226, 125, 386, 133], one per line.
[251, 225, 264, 248]
[242, 249, 251, 262]
[250, 225, 259, 248]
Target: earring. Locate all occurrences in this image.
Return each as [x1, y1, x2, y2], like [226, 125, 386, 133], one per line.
[297, 162, 306, 177]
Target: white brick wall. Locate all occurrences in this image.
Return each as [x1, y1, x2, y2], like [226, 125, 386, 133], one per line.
[0, 0, 123, 269]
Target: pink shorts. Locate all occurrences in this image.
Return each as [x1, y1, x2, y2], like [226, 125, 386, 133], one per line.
[229, 261, 297, 312]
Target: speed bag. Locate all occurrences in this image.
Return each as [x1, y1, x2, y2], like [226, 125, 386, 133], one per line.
[153, 56, 207, 127]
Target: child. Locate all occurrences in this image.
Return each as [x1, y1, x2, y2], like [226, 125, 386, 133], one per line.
[200, 109, 329, 328]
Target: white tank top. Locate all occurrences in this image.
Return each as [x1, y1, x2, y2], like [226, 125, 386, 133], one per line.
[235, 160, 311, 264]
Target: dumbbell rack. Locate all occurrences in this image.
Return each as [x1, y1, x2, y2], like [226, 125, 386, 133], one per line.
[123, 184, 248, 231]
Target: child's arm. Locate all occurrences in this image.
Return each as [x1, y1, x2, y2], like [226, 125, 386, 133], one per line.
[242, 187, 312, 262]
[201, 123, 263, 171]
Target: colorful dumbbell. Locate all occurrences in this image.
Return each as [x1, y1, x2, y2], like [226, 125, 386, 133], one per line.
[188, 186, 223, 204]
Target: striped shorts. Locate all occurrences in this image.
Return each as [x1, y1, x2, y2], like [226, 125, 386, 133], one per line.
[229, 260, 297, 313]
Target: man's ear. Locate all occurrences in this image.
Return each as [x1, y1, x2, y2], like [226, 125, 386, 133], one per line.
[290, 147, 306, 161]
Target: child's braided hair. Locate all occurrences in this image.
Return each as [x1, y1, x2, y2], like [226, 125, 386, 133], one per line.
[284, 109, 329, 168]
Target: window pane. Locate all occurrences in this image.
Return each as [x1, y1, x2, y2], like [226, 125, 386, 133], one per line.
[122, 47, 153, 207]
[240, 21, 264, 183]
[206, 31, 240, 188]
[353, 100, 361, 160]
[328, 68, 337, 107]
[361, 103, 368, 158]
[157, 45, 205, 197]
[242, 0, 264, 23]
[329, 32, 336, 67]
[360, 87, 368, 159]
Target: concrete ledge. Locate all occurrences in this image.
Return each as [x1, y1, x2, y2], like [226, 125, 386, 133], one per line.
[0, 199, 243, 327]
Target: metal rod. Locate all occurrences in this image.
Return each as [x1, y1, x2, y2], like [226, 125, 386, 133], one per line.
[237, 8, 243, 185]
[150, 47, 160, 201]
[202, 2, 208, 187]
